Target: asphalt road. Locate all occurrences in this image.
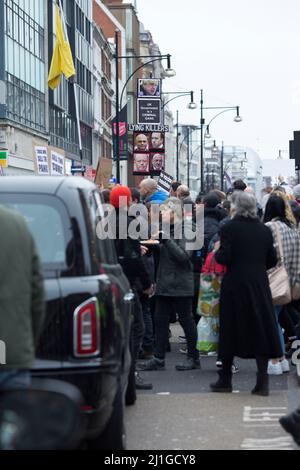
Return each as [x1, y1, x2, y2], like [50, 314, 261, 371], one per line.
[125, 324, 300, 451]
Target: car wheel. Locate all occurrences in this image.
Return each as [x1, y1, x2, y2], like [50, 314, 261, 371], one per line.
[125, 358, 136, 406]
[87, 384, 126, 450]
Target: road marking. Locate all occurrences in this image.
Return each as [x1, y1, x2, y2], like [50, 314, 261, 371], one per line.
[243, 406, 287, 423]
[241, 437, 294, 450]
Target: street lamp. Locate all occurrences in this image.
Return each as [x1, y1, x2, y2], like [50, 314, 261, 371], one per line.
[162, 91, 197, 110]
[199, 89, 242, 193]
[161, 92, 197, 180]
[114, 30, 175, 183]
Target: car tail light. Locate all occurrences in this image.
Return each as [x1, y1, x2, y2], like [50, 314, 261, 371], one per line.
[74, 298, 100, 358]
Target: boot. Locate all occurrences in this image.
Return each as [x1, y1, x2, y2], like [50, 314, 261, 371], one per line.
[210, 369, 232, 393]
[251, 373, 269, 397]
[280, 408, 300, 447]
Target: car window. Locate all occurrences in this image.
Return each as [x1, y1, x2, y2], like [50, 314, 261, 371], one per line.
[89, 190, 119, 266]
[0, 194, 74, 272]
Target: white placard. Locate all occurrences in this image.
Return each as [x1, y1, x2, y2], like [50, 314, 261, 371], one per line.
[50, 151, 65, 176]
[35, 146, 49, 175]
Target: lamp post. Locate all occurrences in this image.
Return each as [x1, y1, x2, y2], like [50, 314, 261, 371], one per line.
[199, 89, 242, 193]
[114, 30, 175, 183]
[162, 91, 197, 180]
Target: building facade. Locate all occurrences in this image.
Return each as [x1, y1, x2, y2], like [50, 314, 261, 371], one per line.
[0, 0, 48, 174]
[49, 0, 93, 165]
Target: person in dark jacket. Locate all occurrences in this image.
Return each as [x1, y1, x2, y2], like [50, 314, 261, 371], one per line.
[202, 193, 225, 258]
[0, 205, 45, 390]
[210, 191, 282, 396]
[140, 198, 200, 371]
[110, 185, 154, 390]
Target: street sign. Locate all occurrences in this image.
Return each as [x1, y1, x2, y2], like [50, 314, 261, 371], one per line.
[137, 98, 161, 125]
[0, 149, 8, 168]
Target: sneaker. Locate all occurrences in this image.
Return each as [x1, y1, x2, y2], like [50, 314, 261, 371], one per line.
[280, 358, 290, 373]
[216, 360, 223, 368]
[179, 335, 187, 343]
[268, 361, 283, 375]
[179, 347, 187, 355]
[175, 357, 201, 371]
[231, 363, 239, 374]
[138, 357, 165, 371]
[135, 372, 153, 390]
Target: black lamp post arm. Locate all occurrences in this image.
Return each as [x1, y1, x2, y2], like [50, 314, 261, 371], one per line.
[207, 108, 237, 129]
[119, 57, 168, 110]
[162, 92, 192, 110]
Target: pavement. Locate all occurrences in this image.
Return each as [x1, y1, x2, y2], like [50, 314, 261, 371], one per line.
[125, 324, 300, 450]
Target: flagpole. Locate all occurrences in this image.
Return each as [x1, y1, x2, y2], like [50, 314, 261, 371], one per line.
[57, 0, 83, 165]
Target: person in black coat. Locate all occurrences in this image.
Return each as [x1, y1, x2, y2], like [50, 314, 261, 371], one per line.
[210, 191, 282, 396]
[202, 193, 226, 259]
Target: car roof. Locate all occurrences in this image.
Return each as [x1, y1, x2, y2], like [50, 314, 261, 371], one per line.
[0, 176, 97, 195]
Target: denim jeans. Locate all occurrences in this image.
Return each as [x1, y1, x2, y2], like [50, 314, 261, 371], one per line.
[274, 305, 285, 356]
[141, 297, 154, 352]
[0, 369, 31, 391]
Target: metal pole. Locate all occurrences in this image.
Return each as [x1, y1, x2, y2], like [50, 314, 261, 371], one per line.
[187, 127, 190, 187]
[221, 141, 224, 191]
[115, 30, 121, 184]
[176, 110, 179, 181]
[200, 89, 204, 193]
[58, 0, 83, 164]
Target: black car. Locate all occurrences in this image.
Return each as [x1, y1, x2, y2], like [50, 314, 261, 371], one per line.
[0, 176, 135, 449]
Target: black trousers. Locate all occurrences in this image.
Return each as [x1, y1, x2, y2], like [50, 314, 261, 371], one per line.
[154, 296, 199, 361]
[222, 357, 268, 375]
[132, 290, 145, 362]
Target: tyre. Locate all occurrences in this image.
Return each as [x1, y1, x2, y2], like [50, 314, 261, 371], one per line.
[87, 384, 126, 450]
[125, 357, 136, 406]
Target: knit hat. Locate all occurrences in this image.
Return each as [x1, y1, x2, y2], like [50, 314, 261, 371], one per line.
[109, 185, 132, 208]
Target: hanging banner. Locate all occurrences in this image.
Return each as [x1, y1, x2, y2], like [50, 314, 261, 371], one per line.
[112, 104, 128, 159]
[138, 79, 161, 98]
[137, 98, 161, 125]
[34, 146, 50, 175]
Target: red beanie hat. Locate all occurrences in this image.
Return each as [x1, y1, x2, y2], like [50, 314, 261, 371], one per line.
[110, 185, 132, 208]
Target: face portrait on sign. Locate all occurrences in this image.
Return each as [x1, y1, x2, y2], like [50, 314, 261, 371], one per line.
[151, 153, 165, 172]
[134, 133, 150, 152]
[138, 79, 161, 97]
[150, 132, 164, 150]
[133, 154, 150, 174]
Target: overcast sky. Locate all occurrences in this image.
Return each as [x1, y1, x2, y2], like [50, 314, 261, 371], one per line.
[134, 0, 300, 159]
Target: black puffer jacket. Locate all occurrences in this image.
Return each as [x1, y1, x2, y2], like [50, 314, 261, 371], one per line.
[113, 209, 151, 291]
[155, 221, 194, 297]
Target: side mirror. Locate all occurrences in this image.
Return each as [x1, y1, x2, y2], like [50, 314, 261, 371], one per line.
[0, 379, 85, 450]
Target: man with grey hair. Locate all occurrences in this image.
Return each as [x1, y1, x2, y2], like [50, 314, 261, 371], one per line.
[293, 184, 300, 206]
[139, 178, 168, 205]
[176, 185, 190, 201]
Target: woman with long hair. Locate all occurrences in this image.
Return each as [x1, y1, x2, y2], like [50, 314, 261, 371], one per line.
[264, 194, 300, 375]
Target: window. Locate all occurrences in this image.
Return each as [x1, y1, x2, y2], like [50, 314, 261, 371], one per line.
[0, 194, 75, 272]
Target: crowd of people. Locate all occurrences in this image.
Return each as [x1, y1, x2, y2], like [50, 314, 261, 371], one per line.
[103, 176, 300, 445]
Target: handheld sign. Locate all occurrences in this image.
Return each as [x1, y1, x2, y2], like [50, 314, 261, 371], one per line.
[157, 171, 174, 194]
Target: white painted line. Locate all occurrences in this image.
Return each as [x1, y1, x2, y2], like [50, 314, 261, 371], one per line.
[241, 437, 294, 450]
[156, 392, 171, 395]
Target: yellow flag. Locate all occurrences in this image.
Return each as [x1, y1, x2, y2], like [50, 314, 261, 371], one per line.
[48, 5, 76, 90]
